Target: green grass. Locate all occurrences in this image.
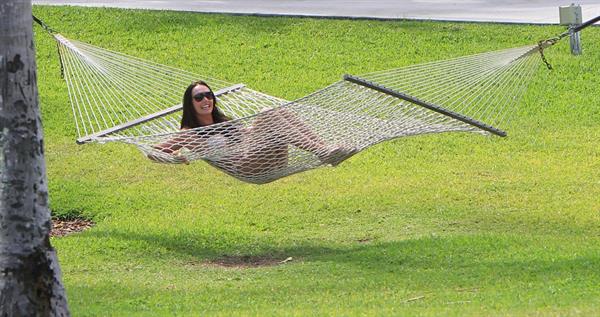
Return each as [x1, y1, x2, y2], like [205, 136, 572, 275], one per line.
[33, 5, 600, 316]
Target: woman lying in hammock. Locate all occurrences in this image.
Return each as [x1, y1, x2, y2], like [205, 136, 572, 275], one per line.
[149, 81, 355, 176]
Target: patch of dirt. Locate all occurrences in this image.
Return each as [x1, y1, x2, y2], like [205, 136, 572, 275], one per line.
[51, 218, 95, 237]
[204, 255, 293, 268]
[357, 237, 373, 243]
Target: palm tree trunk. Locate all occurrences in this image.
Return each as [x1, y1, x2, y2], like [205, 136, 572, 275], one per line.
[0, 1, 70, 316]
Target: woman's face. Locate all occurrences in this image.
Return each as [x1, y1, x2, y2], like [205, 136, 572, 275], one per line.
[191, 84, 214, 116]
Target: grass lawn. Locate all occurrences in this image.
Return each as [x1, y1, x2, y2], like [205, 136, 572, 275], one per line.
[33, 6, 599, 316]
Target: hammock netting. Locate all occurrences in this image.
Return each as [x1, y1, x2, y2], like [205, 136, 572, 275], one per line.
[53, 33, 545, 184]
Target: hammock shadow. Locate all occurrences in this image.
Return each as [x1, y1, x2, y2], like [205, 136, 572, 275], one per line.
[64, 252, 600, 317]
[64, 251, 600, 316]
[82, 228, 600, 283]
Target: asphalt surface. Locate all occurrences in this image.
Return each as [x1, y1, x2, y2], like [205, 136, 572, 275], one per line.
[33, 0, 600, 24]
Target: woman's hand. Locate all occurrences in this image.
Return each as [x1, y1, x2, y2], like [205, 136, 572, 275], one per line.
[147, 150, 189, 164]
[172, 149, 190, 165]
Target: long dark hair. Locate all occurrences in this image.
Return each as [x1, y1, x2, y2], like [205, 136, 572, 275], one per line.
[180, 81, 230, 129]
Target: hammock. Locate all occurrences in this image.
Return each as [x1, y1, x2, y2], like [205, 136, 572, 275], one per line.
[34, 15, 600, 184]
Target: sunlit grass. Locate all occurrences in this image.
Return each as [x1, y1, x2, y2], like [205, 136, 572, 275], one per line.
[33, 5, 600, 316]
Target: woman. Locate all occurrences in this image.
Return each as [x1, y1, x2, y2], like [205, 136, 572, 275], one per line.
[152, 81, 355, 175]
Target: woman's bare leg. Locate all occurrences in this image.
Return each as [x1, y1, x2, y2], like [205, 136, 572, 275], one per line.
[234, 107, 356, 173]
[253, 107, 328, 153]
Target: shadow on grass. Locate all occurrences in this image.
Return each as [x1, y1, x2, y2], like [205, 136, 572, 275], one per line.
[62, 228, 600, 316]
[64, 228, 600, 317]
[82, 228, 600, 283]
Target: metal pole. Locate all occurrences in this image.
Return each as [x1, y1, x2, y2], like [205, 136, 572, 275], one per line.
[559, 4, 584, 55]
[569, 26, 582, 55]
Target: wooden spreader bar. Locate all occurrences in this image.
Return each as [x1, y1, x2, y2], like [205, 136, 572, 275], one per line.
[77, 83, 245, 144]
[343, 74, 507, 137]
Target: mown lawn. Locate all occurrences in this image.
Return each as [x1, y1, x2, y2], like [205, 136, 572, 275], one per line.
[33, 6, 599, 316]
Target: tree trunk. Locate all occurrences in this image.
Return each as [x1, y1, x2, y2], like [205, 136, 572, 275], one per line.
[0, 1, 70, 316]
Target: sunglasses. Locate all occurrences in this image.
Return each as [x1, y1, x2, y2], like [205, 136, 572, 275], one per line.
[193, 92, 214, 102]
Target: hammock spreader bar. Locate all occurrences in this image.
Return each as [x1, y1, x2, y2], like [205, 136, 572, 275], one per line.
[343, 74, 507, 137]
[76, 83, 246, 144]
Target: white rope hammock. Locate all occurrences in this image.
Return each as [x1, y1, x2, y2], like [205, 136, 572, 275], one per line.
[51, 34, 545, 184]
[37, 14, 599, 184]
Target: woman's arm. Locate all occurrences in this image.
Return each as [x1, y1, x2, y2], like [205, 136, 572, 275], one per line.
[147, 128, 196, 163]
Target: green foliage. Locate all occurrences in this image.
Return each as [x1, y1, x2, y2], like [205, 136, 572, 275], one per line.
[33, 5, 600, 316]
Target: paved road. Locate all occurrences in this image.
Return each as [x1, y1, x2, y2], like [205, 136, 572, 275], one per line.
[33, 0, 600, 24]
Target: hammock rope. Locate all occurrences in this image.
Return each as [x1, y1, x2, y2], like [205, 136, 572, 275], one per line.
[34, 15, 600, 184]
